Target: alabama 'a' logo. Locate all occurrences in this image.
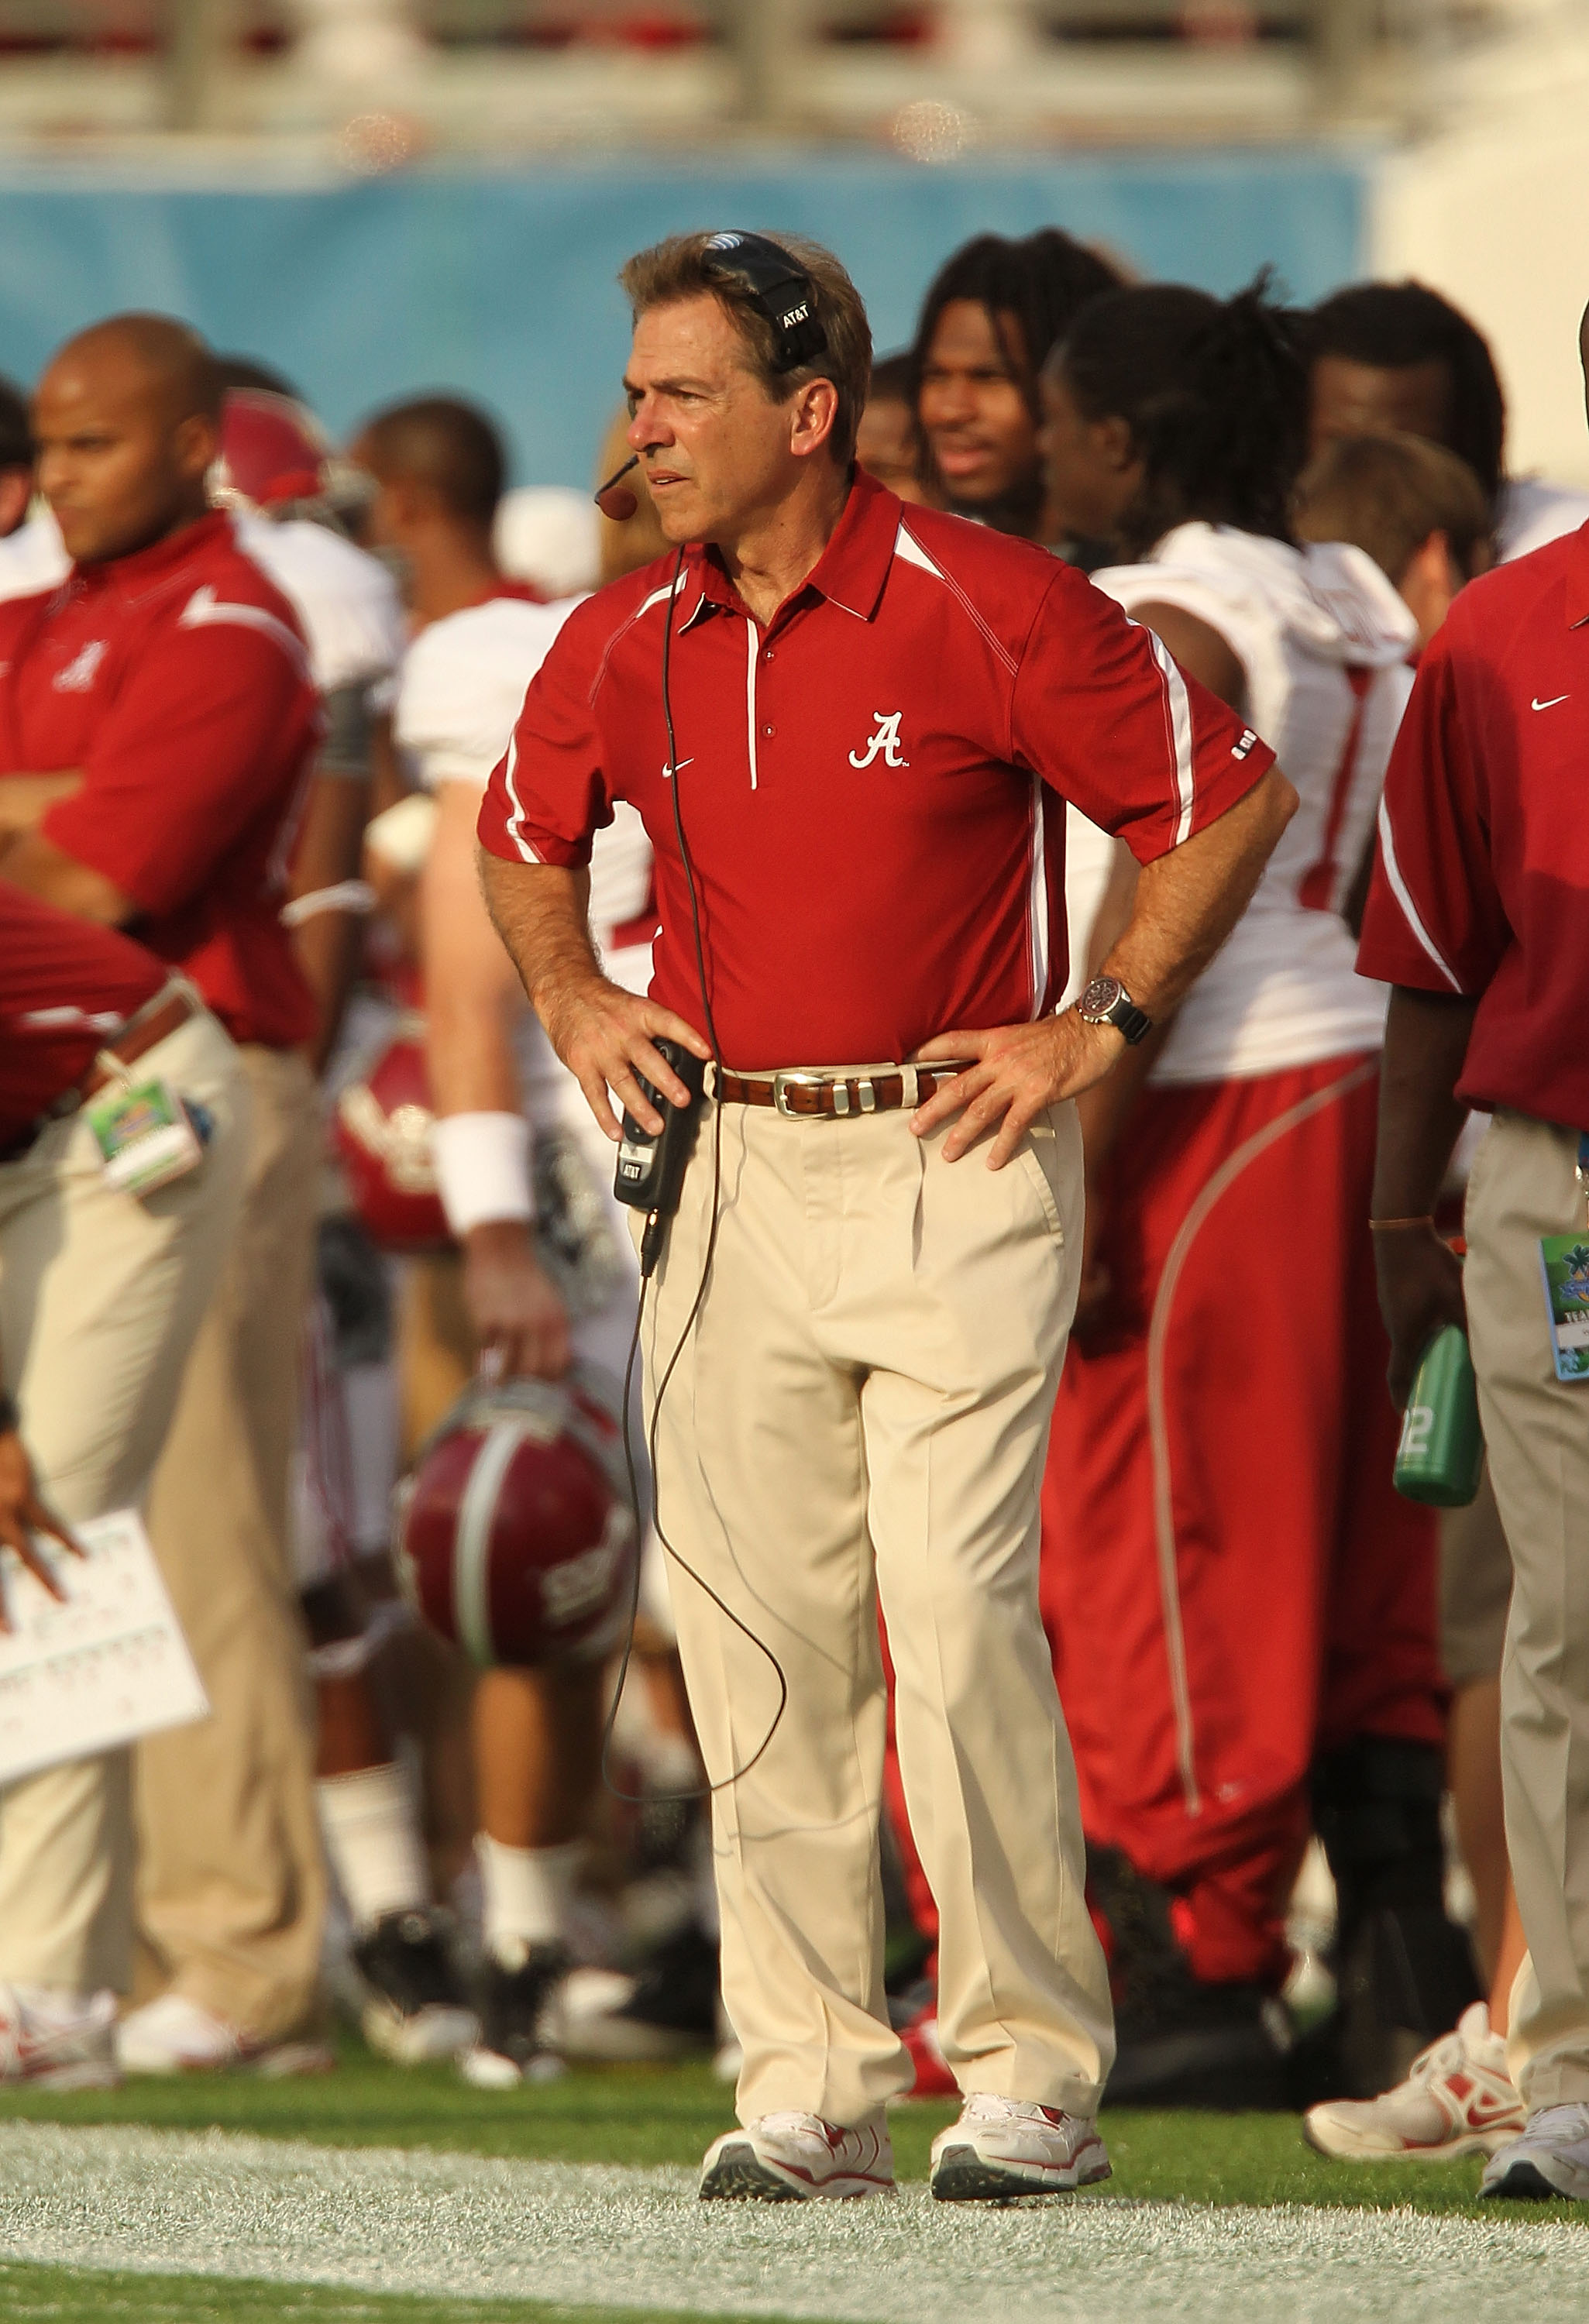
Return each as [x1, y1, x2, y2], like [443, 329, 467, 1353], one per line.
[849, 711, 910, 770]
[53, 639, 108, 693]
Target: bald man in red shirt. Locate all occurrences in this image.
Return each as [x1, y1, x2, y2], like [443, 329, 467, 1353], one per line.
[1360, 315, 1589, 2202]
[0, 315, 328, 2073]
[477, 230, 1295, 2202]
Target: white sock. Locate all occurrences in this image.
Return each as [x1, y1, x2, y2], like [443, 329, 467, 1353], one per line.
[317, 1762, 430, 1933]
[476, 1833, 580, 1965]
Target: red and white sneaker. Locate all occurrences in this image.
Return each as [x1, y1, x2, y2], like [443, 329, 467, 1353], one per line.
[699, 2112, 895, 2201]
[115, 1993, 332, 2078]
[900, 2013, 959, 2100]
[930, 2095, 1111, 2201]
[1303, 2001, 1525, 2161]
[0, 1983, 119, 2090]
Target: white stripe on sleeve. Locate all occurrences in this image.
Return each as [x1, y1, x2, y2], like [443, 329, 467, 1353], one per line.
[1375, 794, 1463, 991]
[1027, 774, 1048, 1018]
[500, 734, 545, 865]
[1146, 630, 1197, 847]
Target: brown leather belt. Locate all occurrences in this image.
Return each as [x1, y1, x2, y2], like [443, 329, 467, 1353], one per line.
[716, 1063, 974, 1119]
[80, 983, 201, 1101]
[0, 982, 203, 1165]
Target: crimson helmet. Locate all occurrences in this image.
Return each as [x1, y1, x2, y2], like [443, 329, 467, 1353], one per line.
[397, 1373, 635, 1669]
[213, 389, 366, 515]
[332, 1015, 451, 1253]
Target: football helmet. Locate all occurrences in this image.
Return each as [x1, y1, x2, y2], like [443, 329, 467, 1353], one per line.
[397, 1371, 635, 1669]
[212, 388, 367, 516]
[332, 1015, 451, 1253]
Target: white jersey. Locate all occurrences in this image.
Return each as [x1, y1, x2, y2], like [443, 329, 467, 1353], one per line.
[233, 513, 403, 698]
[1091, 522, 1417, 1085]
[1496, 476, 1589, 566]
[397, 588, 655, 1124]
[0, 511, 68, 603]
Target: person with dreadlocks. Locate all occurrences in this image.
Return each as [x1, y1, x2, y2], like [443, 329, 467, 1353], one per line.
[910, 229, 1123, 547]
[1034, 281, 1479, 2111]
[1308, 280, 1589, 566]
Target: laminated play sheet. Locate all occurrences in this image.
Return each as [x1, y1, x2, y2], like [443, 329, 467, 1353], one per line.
[0, 1508, 208, 1783]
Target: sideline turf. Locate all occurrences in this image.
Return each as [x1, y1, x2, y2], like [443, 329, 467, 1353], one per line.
[0, 2040, 1577, 2222]
[0, 2260, 803, 2324]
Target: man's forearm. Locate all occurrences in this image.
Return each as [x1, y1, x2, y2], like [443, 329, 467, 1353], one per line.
[1371, 985, 1477, 1218]
[0, 830, 132, 923]
[0, 772, 82, 834]
[476, 845, 707, 1138]
[478, 850, 601, 1022]
[1102, 767, 1296, 1019]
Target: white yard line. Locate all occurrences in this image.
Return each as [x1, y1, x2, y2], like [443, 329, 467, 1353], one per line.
[0, 2123, 1584, 2323]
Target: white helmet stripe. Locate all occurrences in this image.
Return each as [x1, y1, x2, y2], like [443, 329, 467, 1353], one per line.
[452, 1420, 528, 1666]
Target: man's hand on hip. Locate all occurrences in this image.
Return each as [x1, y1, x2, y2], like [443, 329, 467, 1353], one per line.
[463, 1221, 572, 1384]
[1374, 1225, 1468, 1411]
[910, 1012, 1124, 1167]
[538, 971, 710, 1143]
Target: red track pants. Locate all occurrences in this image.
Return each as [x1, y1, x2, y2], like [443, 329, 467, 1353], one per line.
[1040, 1052, 1443, 1989]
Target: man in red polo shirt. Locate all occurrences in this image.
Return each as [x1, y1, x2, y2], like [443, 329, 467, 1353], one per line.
[0, 314, 328, 2074]
[1358, 302, 1589, 2202]
[0, 881, 247, 2085]
[476, 230, 1296, 2202]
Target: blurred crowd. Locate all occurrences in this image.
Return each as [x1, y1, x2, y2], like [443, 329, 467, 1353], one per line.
[0, 228, 1582, 2164]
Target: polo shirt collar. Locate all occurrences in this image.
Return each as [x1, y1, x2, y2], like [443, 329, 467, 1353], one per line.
[71, 509, 232, 600]
[1566, 519, 1589, 628]
[681, 469, 901, 630]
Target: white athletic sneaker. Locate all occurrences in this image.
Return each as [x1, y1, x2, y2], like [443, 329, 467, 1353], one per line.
[0, 1984, 119, 2090]
[929, 2095, 1111, 2202]
[1303, 2001, 1525, 2161]
[1481, 2102, 1589, 2202]
[698, 2112, 895, 2200]
[115, 1992, 332, 2078]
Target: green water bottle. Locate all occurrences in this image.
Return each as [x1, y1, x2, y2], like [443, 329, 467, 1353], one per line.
[1393, 1325, 1484, 1508]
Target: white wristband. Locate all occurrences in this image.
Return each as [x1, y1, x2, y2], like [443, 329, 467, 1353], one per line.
[430, 1112, 533, 1237]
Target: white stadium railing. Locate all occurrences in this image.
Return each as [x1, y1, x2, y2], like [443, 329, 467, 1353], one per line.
[0, 0, 1556, 145]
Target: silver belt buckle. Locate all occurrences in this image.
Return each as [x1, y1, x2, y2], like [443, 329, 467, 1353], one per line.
[772, 1071, 831, 1119]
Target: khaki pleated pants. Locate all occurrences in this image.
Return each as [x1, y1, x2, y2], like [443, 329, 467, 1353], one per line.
[134, 1044, 325, 2041]
[640, 1091, 1113, 2130]
[0, 1007, 249, 1994]
[1465, 1109, 1589, 2108]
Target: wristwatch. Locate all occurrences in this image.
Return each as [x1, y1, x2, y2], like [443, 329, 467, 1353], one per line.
[1075, 975, 1154, 1047]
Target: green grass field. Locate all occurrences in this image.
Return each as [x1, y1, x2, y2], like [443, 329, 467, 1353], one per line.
[0, 2267, 796, 2324]
[0, 2033, 1547, 2215]
[2, 2039, 1584, 2323]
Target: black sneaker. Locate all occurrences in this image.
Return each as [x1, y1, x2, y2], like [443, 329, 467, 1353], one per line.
[352, 1910, 478, 2066]
[461, 1944, 569, 2088]
[1089, 1846, 1293, 2110]
[560, 1920, 720, 2063]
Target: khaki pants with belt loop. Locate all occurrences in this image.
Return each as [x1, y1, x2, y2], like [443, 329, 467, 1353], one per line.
[0, 1006, 249, 1995]
[134, 1043, 325, 2042]
[640, 1082, 1114, 2130]
[1464, 1109, 1589, 2108]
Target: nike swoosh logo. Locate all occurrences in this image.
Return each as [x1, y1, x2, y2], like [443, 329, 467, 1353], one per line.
[1532, 694, 1570, 710]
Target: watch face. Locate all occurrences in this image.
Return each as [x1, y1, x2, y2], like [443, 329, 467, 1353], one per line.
[1079, 976, 1124, 1019]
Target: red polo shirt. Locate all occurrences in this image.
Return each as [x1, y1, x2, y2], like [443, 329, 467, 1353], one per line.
[476, 473, 1274, 1071]
[0, 878, 165, 1144]
[0, 511, 320, 1049]
[1357, 521, 1589, 1128]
